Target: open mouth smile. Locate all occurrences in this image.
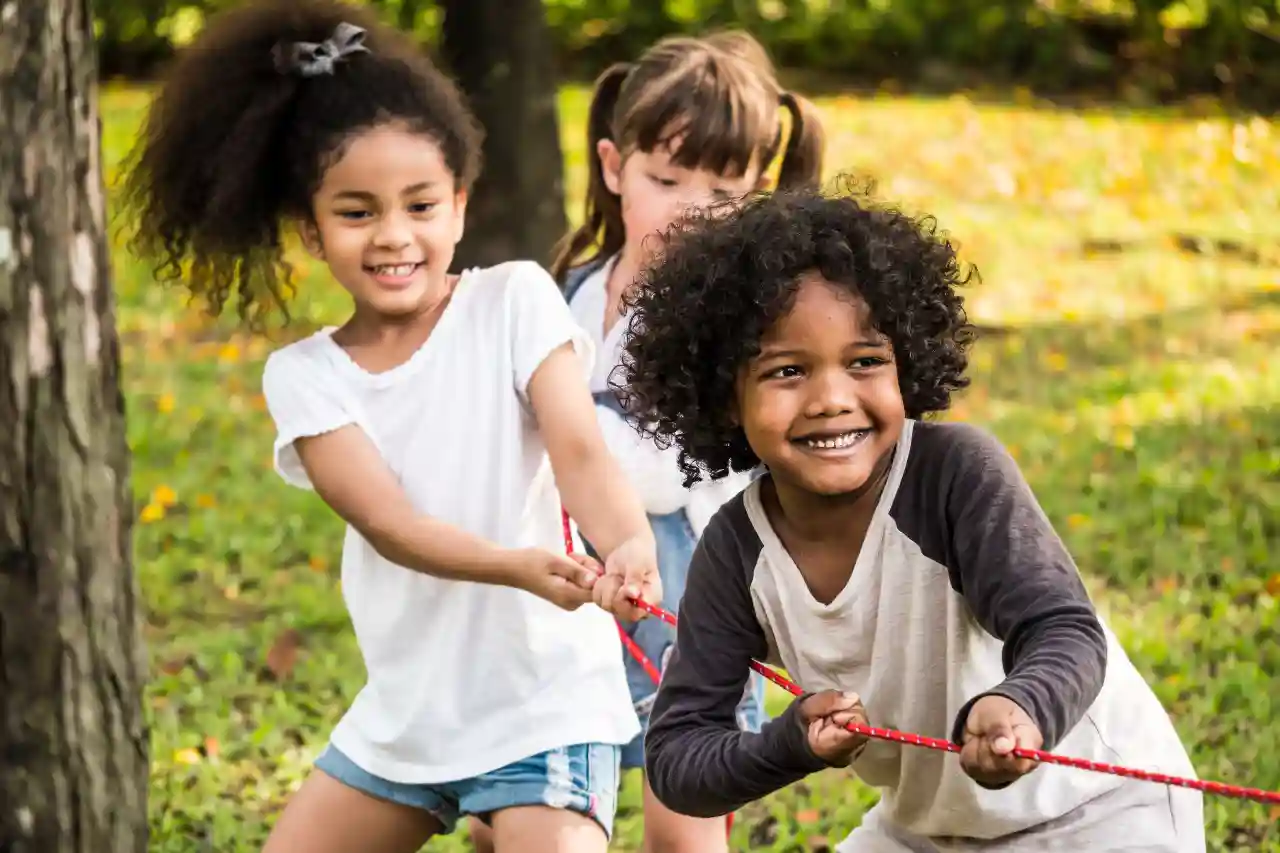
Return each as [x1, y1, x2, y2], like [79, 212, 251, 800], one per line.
[793, 429, 872, 452]
[366, 262, 425, 288]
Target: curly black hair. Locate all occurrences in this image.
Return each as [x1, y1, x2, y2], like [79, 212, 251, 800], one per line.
[118, 0, 484, 326]
[616, 177, 976, 487]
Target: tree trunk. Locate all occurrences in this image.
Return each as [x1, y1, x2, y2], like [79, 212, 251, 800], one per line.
[440, 0, 570, 274]
[0, 2, 148, 852]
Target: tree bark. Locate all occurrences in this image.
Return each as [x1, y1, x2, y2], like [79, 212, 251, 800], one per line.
[440, 0, 570, 274]
[0, 2, 148, 852]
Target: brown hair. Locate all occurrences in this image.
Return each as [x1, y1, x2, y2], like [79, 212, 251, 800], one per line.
[550, 30, 826, 281]
[119, 0, 483, 326]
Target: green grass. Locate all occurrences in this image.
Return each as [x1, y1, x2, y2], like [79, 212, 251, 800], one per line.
[100, 81, 1280, 851]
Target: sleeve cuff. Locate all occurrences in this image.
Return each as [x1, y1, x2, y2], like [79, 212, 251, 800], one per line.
[950, 685, 1046, 791]
[764, 694, 835, 776]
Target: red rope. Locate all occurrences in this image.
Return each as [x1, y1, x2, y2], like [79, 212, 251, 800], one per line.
[561, 511, 1280, 806]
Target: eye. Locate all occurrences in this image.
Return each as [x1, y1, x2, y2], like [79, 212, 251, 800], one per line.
[851, 355, 889, 370]
[648, 173, 678, 188]
[409, 201, 437, 214]
[336, 209, 371, 221]
[764, 364, 803, 380]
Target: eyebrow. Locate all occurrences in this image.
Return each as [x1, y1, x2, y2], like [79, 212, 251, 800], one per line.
[756, 339, 887, 359]
[331, 181, 437, 201]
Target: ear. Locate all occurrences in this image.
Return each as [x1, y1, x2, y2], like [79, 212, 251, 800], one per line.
[298, 218, 325, 260]
[451, 188, 468, 245]
[597, 138, 624, 196]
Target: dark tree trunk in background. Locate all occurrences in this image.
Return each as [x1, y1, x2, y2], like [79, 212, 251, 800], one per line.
[440, 0, 570, 273]
[0, 1, 148, 852]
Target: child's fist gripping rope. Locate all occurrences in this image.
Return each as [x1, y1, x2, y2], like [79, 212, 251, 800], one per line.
[799, 690, 870, 767]
[959, 695, 1045, 788]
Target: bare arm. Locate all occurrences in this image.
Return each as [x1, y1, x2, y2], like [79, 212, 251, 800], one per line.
[292, 424, 593, 608]
[527, 342, 653, 560]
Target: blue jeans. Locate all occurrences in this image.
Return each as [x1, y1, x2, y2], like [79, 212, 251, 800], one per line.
[612, 510, 768, 770]
[315, 742, 621, 838]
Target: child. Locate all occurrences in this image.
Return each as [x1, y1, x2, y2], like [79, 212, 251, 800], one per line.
[617, 183, 1207, 852]
[521, 29, 824, 853]
[120, 2, 663, 851]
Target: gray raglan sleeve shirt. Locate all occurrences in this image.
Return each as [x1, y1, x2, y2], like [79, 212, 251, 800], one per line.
[644, 421, 1108, 817]
[642, 515, 830, 818]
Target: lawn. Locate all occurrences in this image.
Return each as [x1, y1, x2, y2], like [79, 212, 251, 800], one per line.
[99, 81, 1280, 852]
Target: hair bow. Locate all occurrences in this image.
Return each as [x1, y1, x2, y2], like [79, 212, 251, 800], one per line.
[276, 22, 370, 78]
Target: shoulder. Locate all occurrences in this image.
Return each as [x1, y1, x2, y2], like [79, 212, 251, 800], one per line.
[464, 260, 561, 300]
[696, 486, 765, 582]
[262, 331, 336, 392]
[562, 256, 610, 304]
[889, 420, 1027, 563]
[900, 419, 1019, 495]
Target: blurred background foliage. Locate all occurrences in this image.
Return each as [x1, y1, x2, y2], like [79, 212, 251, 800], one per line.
[99, 0, 1280, 109]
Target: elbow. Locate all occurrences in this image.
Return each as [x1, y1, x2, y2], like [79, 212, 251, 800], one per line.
[644, 734, 726, 819]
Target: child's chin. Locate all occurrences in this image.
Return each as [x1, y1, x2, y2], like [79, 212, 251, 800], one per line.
[794, 463, 878, 498]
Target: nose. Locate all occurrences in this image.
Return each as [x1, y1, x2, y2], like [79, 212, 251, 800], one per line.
[803, 367, 858, 420]
[373, 209, 412, 250]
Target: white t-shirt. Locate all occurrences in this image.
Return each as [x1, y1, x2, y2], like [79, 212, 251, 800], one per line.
[261, 260, 641, 784]
[567, 256, 753, 532]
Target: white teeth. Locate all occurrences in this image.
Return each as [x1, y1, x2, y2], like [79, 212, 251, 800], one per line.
[804, 431, 866, 450]
[374, 263, 418, 277]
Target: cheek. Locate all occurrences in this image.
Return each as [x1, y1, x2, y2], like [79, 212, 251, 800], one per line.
[621, 182, 676, 237]
[869, 374, 907, 421]
[740, 385, 792, 443]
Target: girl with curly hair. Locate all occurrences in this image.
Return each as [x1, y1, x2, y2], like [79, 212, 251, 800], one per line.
[514, 28, 825, 853]
[120, 2, 664, 851]
[621, 184, 1205, 852]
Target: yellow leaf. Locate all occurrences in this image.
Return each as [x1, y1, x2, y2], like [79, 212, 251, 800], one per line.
[195, 493, 217, 509]
[153, 485, 177, 507]
[157, 392, 175, 414]
[218, 342, 241, 363]
[139, 503, 166, 523]
[174, 748, 202, 765]
[309, 555, 328, 573]
[1066, 513, 1089, 530]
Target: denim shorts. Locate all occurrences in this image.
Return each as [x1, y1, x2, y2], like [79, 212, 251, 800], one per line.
[315, 741, 621, 838]
[617, 509, 769, 771]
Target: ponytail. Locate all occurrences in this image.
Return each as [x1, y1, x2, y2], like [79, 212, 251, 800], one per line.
[550, 62, 632, 283]
[776, 91, 826, 190]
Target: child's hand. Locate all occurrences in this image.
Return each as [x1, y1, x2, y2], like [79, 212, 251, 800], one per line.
[797, 690, 869, 767]
[959, 695, 1043, 787]
[594, 534, 662, 622]
[515, 548, 599, 611]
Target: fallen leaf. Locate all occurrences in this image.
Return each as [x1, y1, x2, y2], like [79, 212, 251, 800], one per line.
[174, 748, 202, 765]
[202, 736, 220, 759]
[1265, 574, 1280, 598]
[139, 503, 165, 523]
[264, 629, 303, 681]
[159, 657, 187, 676]
[797, 809, 821, 824]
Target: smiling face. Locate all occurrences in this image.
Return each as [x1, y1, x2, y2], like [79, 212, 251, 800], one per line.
[735, 273, 906, 498]
[301, 124, 467, 319]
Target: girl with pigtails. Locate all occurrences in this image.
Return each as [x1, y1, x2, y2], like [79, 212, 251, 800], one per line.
[487, 29, 827, 853]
